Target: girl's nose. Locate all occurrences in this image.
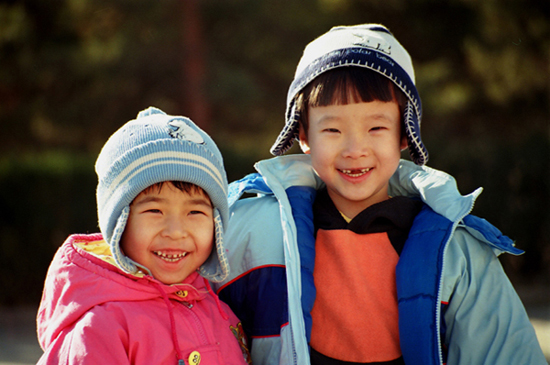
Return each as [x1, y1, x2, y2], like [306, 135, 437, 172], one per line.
[162, 216, 188, 239]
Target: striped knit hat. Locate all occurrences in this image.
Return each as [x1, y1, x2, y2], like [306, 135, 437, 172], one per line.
[95, 107, 229, 282]
[271, 24, 429, 165]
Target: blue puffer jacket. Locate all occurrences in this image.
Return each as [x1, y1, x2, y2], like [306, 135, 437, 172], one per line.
[214, 155, 546, 365]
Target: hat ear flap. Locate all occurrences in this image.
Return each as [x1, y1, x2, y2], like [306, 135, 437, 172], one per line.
[403, 100, 429, 165]
[198, 207, 229, 283]
[109, 206, 140, 274]
[270, 99, 301, 156]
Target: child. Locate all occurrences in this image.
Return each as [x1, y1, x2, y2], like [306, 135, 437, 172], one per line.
[213, 24, 546, 364]
[37, 107, 251, 365]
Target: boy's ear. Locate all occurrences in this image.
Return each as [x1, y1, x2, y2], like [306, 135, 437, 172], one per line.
[400, 135, 408, 151]
[298, 126, 311, 154]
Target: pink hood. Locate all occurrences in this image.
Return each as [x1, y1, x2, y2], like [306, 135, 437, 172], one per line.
[37, 234, 250, 364]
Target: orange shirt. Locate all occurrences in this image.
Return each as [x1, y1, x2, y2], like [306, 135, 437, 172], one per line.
[311, 230, 400, 362]
[310, 189, 422, 363]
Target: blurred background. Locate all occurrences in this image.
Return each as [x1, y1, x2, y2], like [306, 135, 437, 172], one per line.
[0, 0, 548, 361]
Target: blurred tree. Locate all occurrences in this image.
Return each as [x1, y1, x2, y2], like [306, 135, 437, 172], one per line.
[0, 0, 183, 155]
[181, 0, 210, 131]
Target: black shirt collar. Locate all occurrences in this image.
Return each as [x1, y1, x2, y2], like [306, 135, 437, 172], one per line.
[313, 187, 423, 235]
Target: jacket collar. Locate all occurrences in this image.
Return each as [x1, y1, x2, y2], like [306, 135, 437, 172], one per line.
[388, 160, 482, 222]
[254, 155, 481, 224]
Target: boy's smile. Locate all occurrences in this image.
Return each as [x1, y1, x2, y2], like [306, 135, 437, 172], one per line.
[299, 100, 407, 219]
[120, 182, 214, 285]
[340, 168, 372, 177]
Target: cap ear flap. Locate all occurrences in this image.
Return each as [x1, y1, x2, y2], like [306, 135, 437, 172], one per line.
[403, 101, 429, 165]
[198, 208, 229, 283]
[270, 99, 301, 156]
[110, 206, 140, 274]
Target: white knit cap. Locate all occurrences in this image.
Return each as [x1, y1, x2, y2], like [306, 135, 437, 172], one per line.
[271, 24, 429, 165]
[95, 107, 229, 282]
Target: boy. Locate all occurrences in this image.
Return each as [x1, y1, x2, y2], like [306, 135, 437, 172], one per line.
[213, 24, 546, 364]
[37, 107, 251, 364]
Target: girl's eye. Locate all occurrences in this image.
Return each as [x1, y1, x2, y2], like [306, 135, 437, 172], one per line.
[145, 209, 162, 214]
[190, 210, 206, 216]
[323, 128, 340, 133]
[371, 126, 386, 132]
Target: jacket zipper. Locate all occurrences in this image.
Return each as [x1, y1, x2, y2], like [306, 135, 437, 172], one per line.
[435, 202, 477, 365]
[182, 302, 209, 346]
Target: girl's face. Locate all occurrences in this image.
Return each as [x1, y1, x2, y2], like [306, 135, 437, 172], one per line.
[121, 182, 214, 284]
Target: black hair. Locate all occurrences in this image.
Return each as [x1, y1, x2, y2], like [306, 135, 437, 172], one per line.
[295, 67, 407, 134]
[134, 181, 211, 204]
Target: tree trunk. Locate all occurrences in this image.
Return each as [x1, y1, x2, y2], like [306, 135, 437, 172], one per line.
[181, 0, 210, 132]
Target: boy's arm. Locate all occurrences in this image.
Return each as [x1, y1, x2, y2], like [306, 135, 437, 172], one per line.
[216, 195, 289, 365]
[441, 228, 547, 364]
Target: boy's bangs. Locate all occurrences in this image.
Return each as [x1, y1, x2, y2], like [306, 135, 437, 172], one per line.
[307, 68, 402, 107]
[298, 68, 408, 134]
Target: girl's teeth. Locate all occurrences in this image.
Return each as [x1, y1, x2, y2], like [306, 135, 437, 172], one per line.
[154, 251, 187, 262]
[341, 168, 371, 177]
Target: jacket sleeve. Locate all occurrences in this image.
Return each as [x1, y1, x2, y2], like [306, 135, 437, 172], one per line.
[441, 227, 547, 364]
[37, 309, 131, 365]
[216, 195, 289, 365]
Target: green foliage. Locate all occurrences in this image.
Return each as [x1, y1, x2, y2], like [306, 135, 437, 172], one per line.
[0, 152, 97, 305]
[0, 0, 548, 305]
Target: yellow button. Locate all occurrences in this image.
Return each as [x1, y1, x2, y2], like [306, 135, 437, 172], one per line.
[175, 290, 188, 298]
[188, 351, 201, 365]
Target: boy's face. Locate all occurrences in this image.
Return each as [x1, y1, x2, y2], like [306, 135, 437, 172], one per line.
[121, 182, 214, 285]
[299, 100, 407, 219]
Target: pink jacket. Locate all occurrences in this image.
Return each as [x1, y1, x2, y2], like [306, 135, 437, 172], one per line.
[37, 234, 250, 365]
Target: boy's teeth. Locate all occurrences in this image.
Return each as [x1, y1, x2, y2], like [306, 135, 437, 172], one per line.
[154, 251, 187, 262]
[341, 168, 371, 177]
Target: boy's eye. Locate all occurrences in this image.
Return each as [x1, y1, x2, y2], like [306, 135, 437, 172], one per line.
[144, 209, 162, 214]
[323, 128, 340, 133]
[370, 126, 386, 132]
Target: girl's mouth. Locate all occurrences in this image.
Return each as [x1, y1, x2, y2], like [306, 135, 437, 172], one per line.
[339, 168, 372, 177]
[153, 251, 187, 262]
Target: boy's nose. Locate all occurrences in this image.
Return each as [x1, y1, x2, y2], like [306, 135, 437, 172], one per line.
[343, 135, 369, 158]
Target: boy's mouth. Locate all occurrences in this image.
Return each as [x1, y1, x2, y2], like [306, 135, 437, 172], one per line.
[153, 251, 187, 262]
[339, 168, 372, 177]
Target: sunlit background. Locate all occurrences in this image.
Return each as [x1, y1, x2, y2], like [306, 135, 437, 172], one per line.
[0, 0, 548, 362]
